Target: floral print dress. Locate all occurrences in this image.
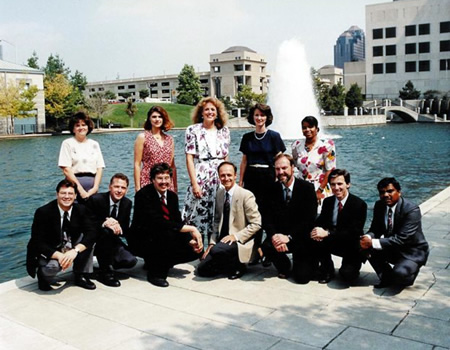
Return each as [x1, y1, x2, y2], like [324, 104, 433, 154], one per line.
[140, 130, 175, 191]
[182, 123, 230, 242]
[291, 138, 336, 198]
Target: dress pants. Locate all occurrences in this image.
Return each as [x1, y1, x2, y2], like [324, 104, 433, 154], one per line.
[369, 249, 421, 286]
[197, 241, 240, 277]
[145, 232, 201, 279]
[95, 229, 137, 270]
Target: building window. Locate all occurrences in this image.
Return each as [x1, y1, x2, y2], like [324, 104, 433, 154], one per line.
[373, 28, 383, 39]
[385, 27, 396, 38]
[118, 86, 125, 90]
[150, 83, 158, 87]
[440, 59, 450, 70]
[200, 79, 208, 84]
[373, 63, 383, 74]
[385, 45, 396, 56]
[405, 43, 416, 54]
[418, 42, 430, 53]
[128, 85, 135, 89]
[90, 88, 95, 92]
[440, 40, 450, 52]
[405, 25, 416, 36]
[385, 63, 396, 74]
[260, 66, 265, 73]
[99, 87, 104, 91]
[419, 23, 430, 35]
[419, 60, 430, 72]
[245, 64, 251, 71]
[161, 89, 170, 94]
[373, 46, 383, 56]
[405, 61, 416, 72]
[234, 64, 243, 71]
[213, 66, 220, 73]
[441, 21, 450, 33]
[161, 82, 170, 86]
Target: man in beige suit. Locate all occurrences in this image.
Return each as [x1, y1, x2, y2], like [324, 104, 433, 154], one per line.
[197, 161, 262, 279]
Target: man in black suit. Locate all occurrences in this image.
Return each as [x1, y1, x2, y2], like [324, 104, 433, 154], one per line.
[26, 180, 97, 291]
[310, 169, 367, 283]
[261, 154, 317, 283]
[130, 163, 203, 287]
[361, 178, 429, 288]
[87, 173, 137, 287]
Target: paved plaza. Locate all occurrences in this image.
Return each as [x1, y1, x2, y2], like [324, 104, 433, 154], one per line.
[0, 187, 449, 350]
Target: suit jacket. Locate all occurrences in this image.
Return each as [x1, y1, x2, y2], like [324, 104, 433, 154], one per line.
[211, 185, 262, 263]
[315, 193, 367, 250]
[368, 197, 429, 265]
[129, 184, 184, 256]
[86, 192, 132, 237]
[26, 200, 97, 278]
[265, 178, 317, 250]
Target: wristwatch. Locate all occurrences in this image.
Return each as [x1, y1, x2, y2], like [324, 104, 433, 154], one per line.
[74, 247, 80, 254]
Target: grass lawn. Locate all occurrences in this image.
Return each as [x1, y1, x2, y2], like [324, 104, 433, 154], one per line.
[103, 103, 194, 128]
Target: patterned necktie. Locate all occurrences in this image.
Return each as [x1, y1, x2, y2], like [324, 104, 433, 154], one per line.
[111, 204, 118, 219]
[161, 194, 170, 220]
[387, 208, 393, 235]
[285, 187, 291, 204]
[219, 192, 230, 239]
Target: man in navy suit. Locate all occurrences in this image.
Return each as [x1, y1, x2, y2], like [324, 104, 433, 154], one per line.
[360, 178, 429, 288]
[87, 173, 137, 287]
[310, 169, 367, 283]
[130, 163, 203, 287]
[27, 180, 97, 291]
[261, 154, 317, 283]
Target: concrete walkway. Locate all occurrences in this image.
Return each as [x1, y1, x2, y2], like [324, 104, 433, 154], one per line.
[1, 188, 449, 350]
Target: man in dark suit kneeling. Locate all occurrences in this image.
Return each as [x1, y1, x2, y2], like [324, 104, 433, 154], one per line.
[310, 169, 367, 284]
[130, 163, 203, 287]
[360, 178, 429, 288]
[27, 180, 97, 291]
[87, 173, 137, 287]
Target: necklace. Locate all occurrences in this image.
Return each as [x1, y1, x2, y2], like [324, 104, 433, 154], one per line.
[254, 131, 267, 140]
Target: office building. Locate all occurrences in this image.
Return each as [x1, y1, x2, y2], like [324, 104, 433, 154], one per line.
[334, 26, 366, 69]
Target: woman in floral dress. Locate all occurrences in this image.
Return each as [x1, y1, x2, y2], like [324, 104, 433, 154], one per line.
[291, 116, 336, 208]
[182, 97, 230, 243]
[134, 106, 177, 192]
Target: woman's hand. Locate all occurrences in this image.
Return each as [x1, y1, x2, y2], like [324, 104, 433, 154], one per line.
[192, 183, 203, 198]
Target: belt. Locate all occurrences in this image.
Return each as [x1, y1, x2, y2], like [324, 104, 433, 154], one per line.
[76, 172, 96, 177]
[249, 164, 270, 168]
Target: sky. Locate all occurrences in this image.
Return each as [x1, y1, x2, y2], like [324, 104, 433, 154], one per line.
[0, 0, 388, 82]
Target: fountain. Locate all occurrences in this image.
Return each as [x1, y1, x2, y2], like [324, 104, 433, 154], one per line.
[269, 38, 320, 140]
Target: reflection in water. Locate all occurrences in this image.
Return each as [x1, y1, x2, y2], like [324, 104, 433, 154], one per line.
[0, 123, 449, 282]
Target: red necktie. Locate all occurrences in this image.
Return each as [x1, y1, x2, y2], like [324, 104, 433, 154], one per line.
[161, 194, 170, 220]
[338, 201, 343, 213]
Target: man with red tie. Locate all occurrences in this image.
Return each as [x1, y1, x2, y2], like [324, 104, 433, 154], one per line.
[310, 169, 367, 284]
[130, 163, 203, 287]
[360, 178, 429, 288]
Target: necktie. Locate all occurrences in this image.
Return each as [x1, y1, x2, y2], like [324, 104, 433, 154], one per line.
[285, 187, 291, 204]
[219, 192, 230, 239]
[338, 201, 343, 213]
[161, 194, 170, 220]
[62, 211, 70, 244]
[387, 208, 393, 235]
[111, 204, 118, 219]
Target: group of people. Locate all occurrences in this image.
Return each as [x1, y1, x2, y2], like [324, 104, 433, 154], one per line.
[26, 97, 429, 291]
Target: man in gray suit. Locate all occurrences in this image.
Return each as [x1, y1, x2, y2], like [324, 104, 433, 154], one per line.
[197, 161, 262, 280]
[360, 178, 429, 288]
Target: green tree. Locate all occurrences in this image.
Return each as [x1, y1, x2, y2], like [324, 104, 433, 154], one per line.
[311, 67, 331, 112]
[345, 83, 363, 112]
[399, 80, 421, 100]
[44, 54, 70, 79]
[69, 70, 88, 106]
[139, 89, 150, 99]
[328, 83, 346, 115]
[87, 92, 109, 128]
[44, 74, 73, 126]
[423, 90, 440, 100]
[219, 96, 233, 112]
[125, 99, 138, 127]
[233, 85, 267, 116]
[26, 51, 40, 69]
[104, 90, 116, 100]
[177, 64, 202, 105]
[0, 78, 38, 134]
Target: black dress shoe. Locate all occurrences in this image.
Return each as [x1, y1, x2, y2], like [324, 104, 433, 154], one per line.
[262, 256, 272, 267]
[318, 270, 335, 284]
[38, 279, 53, 291]
[228, 266, 247, 280]
[147, 276, 169, 287]
[74, 274, 96, 290]
[374, 279, 391, 289]
[97, 272, 121, 287]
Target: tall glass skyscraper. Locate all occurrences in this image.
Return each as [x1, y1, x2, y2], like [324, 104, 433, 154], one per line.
[334, 26, 366, 69]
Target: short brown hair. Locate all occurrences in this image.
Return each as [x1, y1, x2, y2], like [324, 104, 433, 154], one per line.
[274, 153, 293, 166]
[247, 103, 273, 126]
[110, 173, 129, 186]
[69, 111, 94, 135]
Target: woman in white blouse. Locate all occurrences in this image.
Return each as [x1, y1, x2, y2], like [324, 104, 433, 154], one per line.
[58, 112, 105, 201]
